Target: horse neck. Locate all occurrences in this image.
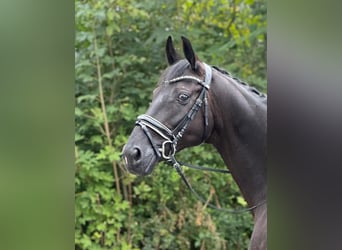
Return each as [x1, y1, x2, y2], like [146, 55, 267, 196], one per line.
[207, 71, 267, 208]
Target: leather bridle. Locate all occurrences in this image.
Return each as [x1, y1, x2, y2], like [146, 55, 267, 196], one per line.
[136, 63, 212, 161]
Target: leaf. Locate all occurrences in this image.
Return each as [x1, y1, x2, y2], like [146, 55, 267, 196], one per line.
[237, 196, 248, 206]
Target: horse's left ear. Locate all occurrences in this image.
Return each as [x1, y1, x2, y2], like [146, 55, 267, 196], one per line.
[181, 36, 199, 71]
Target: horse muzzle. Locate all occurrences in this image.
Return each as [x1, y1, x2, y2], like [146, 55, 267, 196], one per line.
[121, 131, 160, 176]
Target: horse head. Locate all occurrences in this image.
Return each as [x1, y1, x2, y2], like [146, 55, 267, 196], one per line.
[122, 36, 214, 175]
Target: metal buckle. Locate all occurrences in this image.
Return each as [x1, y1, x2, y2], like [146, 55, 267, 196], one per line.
[161, 140, 176, 159]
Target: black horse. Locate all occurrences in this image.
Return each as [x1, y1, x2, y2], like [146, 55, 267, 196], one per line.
[122, 36, 267, 250]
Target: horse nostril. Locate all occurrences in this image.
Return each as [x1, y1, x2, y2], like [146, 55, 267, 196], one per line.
[132, 147, 141, 161]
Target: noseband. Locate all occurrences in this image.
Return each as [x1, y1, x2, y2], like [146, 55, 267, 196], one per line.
[136, 63, 212, 161]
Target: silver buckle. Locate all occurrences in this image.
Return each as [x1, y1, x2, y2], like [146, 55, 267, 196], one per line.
[161, 140, 176, 159]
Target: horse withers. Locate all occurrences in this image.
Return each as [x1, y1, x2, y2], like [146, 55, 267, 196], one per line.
[121, 36, 267, 250]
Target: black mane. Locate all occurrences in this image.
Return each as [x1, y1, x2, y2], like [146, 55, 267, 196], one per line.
[212, 66, 267, 98]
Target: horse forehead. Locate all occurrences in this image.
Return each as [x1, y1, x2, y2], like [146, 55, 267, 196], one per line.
[164, 59, 190, 77]
[151, 86, 170, 106]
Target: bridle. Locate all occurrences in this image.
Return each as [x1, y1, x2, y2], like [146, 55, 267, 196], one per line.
[136, 63, 212, 161]
[134, 63, 266, 213]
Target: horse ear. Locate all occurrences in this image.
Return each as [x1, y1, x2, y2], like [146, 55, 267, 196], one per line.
[181, 36, 198, 71]
[165, 36, 180, 65]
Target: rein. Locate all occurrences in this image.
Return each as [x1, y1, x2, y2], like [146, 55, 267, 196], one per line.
[135, 63, 265, 213]
[171, 156, 266, 213]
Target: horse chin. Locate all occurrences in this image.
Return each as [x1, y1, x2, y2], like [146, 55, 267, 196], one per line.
[141, 157, 158, 176]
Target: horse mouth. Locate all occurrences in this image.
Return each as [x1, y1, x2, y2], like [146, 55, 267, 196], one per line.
[122, 153, 158, 176]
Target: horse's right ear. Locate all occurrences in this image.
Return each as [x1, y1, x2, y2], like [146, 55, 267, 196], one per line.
[165, 36, 180, 65]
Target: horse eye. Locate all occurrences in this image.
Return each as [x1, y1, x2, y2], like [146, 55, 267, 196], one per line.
[178, 93, 190, 102]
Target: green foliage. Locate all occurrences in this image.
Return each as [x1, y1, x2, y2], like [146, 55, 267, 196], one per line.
[75, 0, 266, 249]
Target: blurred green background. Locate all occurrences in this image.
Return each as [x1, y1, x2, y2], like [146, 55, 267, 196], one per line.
[75, 0, 266, 249]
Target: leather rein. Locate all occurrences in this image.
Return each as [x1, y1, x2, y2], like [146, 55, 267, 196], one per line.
[135, 63, 265, 213]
